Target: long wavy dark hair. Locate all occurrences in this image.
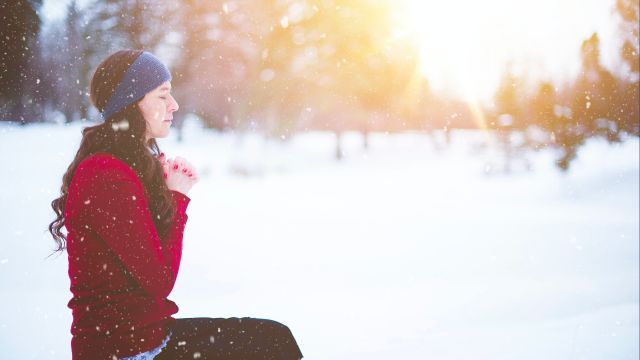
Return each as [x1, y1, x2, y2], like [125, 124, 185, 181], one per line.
[47, 49, 176, 255]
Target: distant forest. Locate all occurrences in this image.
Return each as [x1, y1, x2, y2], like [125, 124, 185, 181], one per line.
[1, 0, 638, 170]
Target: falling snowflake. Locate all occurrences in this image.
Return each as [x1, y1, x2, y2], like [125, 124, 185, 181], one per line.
[260, 69, 275, 82]
[280, 16, 289, 28]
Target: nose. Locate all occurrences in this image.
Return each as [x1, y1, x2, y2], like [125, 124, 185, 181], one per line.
[168, 94, 179, 113]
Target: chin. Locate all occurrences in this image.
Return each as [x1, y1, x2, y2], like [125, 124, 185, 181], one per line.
[151, 133, 169, 140]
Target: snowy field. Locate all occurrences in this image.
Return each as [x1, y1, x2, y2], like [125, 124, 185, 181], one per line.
[0, 119, 638, 359]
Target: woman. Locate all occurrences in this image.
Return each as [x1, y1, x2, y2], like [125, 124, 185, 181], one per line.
[48, 50, 304, 360]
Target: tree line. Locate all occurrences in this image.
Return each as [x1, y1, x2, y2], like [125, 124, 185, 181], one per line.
[1, 0, 638, 170]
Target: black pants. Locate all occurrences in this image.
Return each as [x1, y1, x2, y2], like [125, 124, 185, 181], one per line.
[154, 317, 304, 360]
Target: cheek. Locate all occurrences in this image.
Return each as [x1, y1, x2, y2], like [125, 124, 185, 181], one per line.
[146, 103, 165, 122]
[140, 101, 157, 120]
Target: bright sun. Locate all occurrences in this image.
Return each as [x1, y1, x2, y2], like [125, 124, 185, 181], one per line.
[396, 0, 618, 103]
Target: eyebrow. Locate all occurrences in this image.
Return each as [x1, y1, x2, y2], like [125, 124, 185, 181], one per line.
[159, 85, 172, 91]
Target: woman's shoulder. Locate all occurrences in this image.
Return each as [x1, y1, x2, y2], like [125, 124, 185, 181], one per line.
[75, 151, 137, 181]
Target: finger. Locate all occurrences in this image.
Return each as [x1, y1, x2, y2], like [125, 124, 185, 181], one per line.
[182, 161, 195, 173]
[181, 159, 191, 171]
[173, 157, 185, 171]
[181, 163, 194, 175]
[169, 159, 181, 172]
[179, 156, 192, 168]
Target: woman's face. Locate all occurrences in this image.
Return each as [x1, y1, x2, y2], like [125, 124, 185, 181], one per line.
[138, 81, 179, 141]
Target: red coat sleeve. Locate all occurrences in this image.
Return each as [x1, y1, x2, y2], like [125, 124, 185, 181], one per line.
[78, 156, 190, 298]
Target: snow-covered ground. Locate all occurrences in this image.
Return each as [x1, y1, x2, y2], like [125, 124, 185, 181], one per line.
[0, 119, 638, 359]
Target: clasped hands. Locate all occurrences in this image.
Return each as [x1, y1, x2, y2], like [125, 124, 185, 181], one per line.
[158, 152, 199, 195]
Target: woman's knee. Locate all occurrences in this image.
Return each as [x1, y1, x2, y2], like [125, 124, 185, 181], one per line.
[254, 318, 296, 340]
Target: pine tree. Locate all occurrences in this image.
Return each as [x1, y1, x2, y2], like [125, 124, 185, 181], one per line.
[0, 0, 43, 123]
[615, 0, 639, 135]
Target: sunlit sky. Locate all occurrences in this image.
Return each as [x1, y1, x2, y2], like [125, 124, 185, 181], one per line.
[397, 0, 620, 103]
[42, 0, 622, 104]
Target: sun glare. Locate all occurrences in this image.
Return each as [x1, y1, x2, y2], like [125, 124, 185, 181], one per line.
[397, 0, 618, 103]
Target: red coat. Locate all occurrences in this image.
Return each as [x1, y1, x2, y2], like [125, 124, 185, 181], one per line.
[63, 152, 190, 359]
